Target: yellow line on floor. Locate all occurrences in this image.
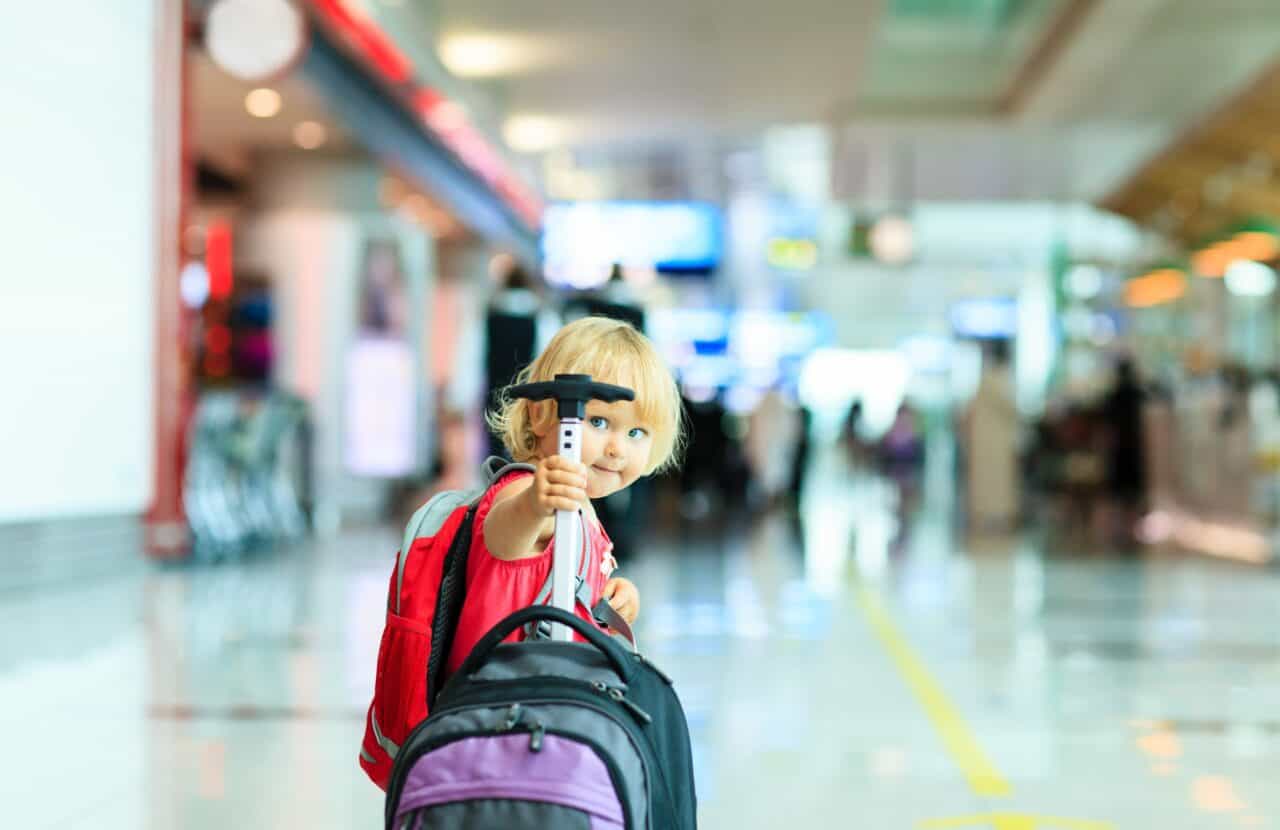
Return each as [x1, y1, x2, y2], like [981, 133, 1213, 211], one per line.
[853, 582, 1012, 798]
[918, 813, 1112, 830]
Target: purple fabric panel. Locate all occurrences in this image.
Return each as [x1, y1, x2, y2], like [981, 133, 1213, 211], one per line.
[395, 734, 623, 824]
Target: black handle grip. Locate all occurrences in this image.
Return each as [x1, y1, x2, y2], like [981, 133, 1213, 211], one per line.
[452, 605, 632, 683]
[509, 374, 635, 419]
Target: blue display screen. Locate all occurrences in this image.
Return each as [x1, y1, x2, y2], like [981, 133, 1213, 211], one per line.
[949, 297, 1017, 339]
[541, 201, 722, 286]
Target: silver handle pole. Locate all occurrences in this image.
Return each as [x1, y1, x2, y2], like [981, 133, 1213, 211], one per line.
[551, 417, 582, 641]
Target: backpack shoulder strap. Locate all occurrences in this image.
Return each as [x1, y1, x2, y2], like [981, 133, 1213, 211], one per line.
[394, 489, 470, 615]
[476, 456, 536, 500]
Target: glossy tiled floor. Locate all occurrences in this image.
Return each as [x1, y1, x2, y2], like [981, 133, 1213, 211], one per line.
[6, 446, 1280, 828]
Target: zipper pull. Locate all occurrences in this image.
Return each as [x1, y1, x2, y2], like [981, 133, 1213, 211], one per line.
[501, 703, 523, 731]
[607, 687, 653, 725]
[528, 722, 545, 752]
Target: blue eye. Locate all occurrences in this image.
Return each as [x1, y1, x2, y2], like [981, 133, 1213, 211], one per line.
[628, 427, 649, 440]
[589, 416, 608, 429]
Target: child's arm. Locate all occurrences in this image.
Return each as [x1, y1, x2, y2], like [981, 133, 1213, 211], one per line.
[483, 456, 589, 561]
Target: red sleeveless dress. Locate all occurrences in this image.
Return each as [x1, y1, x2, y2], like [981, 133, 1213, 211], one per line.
[445, 471, 615, 675]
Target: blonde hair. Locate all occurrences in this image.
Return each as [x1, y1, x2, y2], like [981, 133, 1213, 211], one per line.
[488, 317, 685, 475]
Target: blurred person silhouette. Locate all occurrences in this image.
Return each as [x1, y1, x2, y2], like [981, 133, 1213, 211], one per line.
[746, 385, 801, 509]
[840, 399, 872, 467]
[963, 340, 1020, 532]
[564, 262, 645, 331]
[679, 392, 740, 519]
[878, 402, 925, 512]
[562, 263, 650, 557]
[483, 257, 543, 460]
[787, 406, 814, 506]
[1101, 357, 1147, 541]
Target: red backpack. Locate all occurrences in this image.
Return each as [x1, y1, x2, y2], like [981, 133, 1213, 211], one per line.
[359, 458, 534, 790]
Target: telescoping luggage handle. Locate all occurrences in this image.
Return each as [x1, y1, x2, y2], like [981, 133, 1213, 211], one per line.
[508, 374, 635, 642]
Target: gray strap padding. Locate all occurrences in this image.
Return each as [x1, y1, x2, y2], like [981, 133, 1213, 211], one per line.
[392, 459, 535, 615]
[478, 457, 537, 499]
[591, 597, 638, 652]
[395, 491, 465, 615]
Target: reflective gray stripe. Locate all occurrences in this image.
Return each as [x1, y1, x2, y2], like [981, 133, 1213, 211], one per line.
[360, 748, 377, 765]
[370, 711, 400, 759]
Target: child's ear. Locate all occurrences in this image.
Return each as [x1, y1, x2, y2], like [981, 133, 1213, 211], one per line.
[528, 400, 556, 437]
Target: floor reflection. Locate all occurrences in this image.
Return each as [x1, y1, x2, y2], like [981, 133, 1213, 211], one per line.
[4, 446, 1280, 827]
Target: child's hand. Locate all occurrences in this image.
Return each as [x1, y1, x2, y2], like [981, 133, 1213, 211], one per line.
[603, 577, 640, 625]
[527, 455, 590, 516]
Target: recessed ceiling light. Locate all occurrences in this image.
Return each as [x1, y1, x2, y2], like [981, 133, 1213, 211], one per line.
[503, 115, 565, 154]
[293, 120, 327, 150]
[439, 33, 543, 78]
[206, 0, 305, 82]
[245, 87, 281, 118]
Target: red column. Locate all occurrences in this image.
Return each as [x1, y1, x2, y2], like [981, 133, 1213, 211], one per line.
[144, 0, 193, 559]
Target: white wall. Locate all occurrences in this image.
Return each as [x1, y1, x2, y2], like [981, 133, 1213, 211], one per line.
[0, 1, 156, 521]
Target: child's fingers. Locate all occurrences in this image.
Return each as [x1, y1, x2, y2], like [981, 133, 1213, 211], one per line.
[609, 593, 638, 623]
[544, 484, 586, 503]
[546, 457, 590, 481]
[546, 456, 587, 472]
[546, 469, 588, 488]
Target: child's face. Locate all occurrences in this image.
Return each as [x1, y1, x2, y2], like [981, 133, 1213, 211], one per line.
[536, 398, 653, 499]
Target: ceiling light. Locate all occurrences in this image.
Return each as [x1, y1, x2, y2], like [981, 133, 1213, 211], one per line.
[1066, 265, 1103, 299]
[503, 115, 565, 154]
[869, 215, 914, 266]
[180, 262, 210, 309]
[293, 120, 327, 149]
[439, 33, 539, 78]
[206, 0, 305, 82]
[1225, 259, 1276, 297]
[1232, 231, 1279, 262]
[1124, 269, 1185, 308]
[245, 88, 281, 118]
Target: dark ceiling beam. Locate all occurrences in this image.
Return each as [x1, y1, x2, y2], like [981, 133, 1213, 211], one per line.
[998, 0, 1103, 115]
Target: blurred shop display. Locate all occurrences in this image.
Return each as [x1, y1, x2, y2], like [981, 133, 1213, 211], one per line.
[185, 390, 312, 560]
[345, 238, 418, 478]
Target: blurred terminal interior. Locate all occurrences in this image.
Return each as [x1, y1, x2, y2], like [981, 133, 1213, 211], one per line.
[3, 0, 1279, 563]
[7, 0, 1280, 827]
